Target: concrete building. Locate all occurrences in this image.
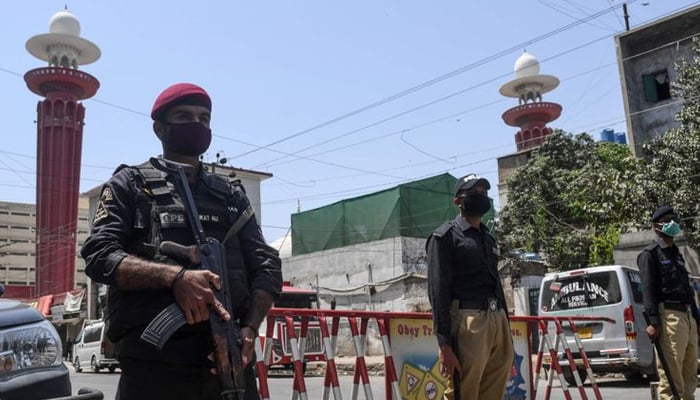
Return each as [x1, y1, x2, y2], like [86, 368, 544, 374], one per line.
[612, 5, 700, 268]
[281, 174, 499, 313]
[615, 4, 700, 156]
[0, 199, 90, 300]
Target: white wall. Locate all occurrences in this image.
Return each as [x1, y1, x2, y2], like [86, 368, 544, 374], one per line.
[282, 236, 431, 312]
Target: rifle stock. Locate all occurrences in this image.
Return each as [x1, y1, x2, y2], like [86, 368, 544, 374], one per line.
[140, 157, 246, 400]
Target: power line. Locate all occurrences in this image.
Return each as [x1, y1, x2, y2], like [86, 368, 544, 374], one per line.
[230, 1, 634, 161]
[261, 32, 699, 196]
[256, 37, 615, 171]
[0, 2, 695, 216]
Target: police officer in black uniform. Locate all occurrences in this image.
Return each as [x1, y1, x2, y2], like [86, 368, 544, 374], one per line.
[638, 205, 699, 400]
[81, 83, 283, 400]
[427, 174, 513, 400]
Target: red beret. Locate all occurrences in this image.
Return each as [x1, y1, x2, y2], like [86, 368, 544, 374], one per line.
[151, 83, 212, 121]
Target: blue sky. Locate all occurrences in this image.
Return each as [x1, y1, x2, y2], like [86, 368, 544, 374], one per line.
[1, 1, 696, 243]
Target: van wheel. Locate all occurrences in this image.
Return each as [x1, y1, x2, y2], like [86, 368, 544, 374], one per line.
[563, 367, 586, 386]
[108, 367, 116, 373]
[91, 356, 100, 373]
[74, 357, 82, 373]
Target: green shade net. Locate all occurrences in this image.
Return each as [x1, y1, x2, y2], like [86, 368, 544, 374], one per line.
[291, 173, 495, 256]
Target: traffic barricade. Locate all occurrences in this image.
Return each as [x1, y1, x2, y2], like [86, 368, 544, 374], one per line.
[254, 310, 614, 399]
[255, 309, 441, 399]
[527, 315, 615, 400]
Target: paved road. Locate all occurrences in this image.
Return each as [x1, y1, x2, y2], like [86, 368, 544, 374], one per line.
[68, 362, 656, 399]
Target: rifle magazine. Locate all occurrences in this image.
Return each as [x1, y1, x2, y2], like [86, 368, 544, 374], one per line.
[140, 303, 187, 349]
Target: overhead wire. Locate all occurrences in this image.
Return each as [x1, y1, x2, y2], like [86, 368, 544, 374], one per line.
[258, 36, 615, 173]
[230, 1, 636, 162]
[246, 2, 697, 172]
[261, 31, 700, 207]
[0, 2, 695, 223]
[1, 2, 689, 191]
[256, 2, 700, 173]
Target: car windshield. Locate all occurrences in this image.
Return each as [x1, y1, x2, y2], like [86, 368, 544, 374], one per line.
[541, 271, 622, 311]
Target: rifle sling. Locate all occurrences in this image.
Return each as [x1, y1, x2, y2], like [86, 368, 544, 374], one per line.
[223, 205, 254, 244]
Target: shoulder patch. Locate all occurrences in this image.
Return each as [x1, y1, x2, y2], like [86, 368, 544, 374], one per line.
[100, 187, 114, 202]
[230, 178, 247, 194]
[93, 202, 108, 224]
[92, 187, 112, 224]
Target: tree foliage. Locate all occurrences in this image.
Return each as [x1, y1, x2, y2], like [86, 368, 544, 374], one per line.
[498, 131, 647, 271]
[499, 39, 700, 270]
[641, 37, 700, 250]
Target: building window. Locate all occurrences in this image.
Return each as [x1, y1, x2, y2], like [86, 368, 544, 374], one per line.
[642, 69, 671, 103]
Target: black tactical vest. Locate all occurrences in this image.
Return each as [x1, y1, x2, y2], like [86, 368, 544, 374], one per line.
[647, 243, 693, 305]
[107, 162, 252, 342]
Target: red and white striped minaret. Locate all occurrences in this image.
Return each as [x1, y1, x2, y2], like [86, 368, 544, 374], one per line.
[24, 9, 100, 297]
[500, 51, 562, 151]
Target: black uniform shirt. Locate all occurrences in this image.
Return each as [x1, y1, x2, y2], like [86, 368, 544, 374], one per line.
[81, 162, 283, 364]
[427, 215, 503, 346]
[638, 241, 700, 326]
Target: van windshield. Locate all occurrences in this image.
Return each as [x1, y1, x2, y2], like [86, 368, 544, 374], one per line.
[541, 271, 623, 311]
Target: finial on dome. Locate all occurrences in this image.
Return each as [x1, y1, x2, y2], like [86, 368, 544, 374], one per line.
[499, 51, 559, 104]
[26, 9, 100, 68]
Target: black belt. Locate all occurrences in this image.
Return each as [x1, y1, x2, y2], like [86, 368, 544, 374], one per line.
[664, 302, 691, 312]
[458, 298, 502, 311]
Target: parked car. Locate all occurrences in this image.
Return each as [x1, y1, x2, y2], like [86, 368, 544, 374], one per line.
[538, 265, 656, 384]
[73, 319, 118, 373]
[0, 298, 103, 399]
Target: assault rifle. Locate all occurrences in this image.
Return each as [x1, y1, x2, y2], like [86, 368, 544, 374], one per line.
[140, 157, 245, 400]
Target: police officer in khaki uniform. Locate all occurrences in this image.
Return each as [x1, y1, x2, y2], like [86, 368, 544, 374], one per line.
[81, 83, 283, 399]
[427, 174, 513, 399]
[638, 205, 699, 400]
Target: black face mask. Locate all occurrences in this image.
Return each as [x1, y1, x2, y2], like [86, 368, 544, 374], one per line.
[162, 122, 212, 156]
[461, 193, 491, 216]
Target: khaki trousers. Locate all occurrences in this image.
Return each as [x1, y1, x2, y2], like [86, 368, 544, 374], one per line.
[444, 308, 514, 400]
[656, 307, 698, 400]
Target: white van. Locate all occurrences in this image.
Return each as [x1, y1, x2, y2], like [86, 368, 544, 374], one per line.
[73, 319, 119, 373]
[537, 265, 655, 384]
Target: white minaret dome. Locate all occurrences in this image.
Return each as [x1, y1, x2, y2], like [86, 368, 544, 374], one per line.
[514, 51, 540, 78]
[499, 50, 559, 103]
[26, 8, 100, 68]
[48, 10, 81, 37]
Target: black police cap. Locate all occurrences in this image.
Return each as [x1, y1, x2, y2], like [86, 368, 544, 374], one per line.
[651, 205, 675, 223]
[454, 174, 491, 196]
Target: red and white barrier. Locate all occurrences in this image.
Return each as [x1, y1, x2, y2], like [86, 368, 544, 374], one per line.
[254, 310, 614, 400]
